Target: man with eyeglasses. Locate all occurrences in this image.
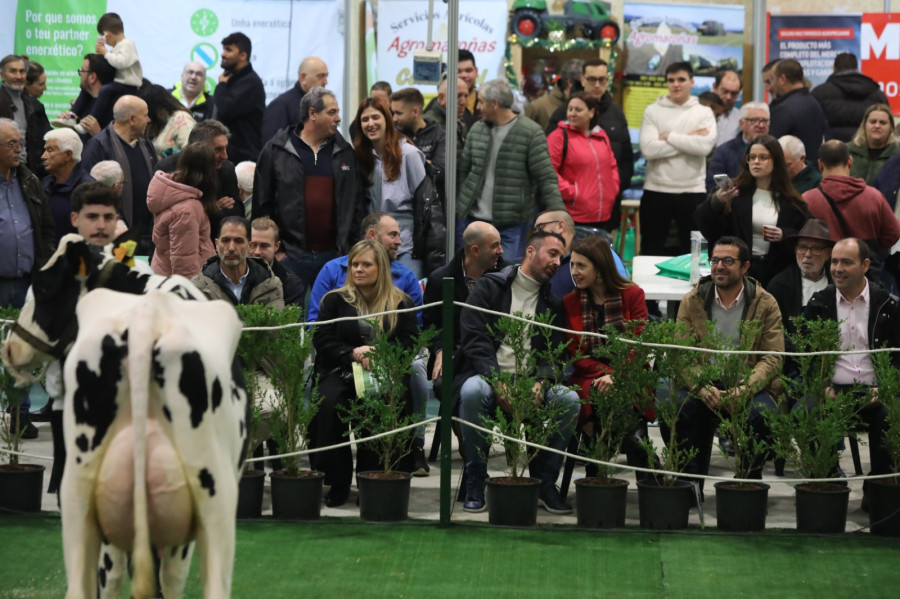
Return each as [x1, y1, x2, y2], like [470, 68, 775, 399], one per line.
[639, 61, 717, 256]
[670, 236, 784, 492]
[52, 54, 116, 135]
[706, 102, 770, 193]
[171, 61, 211, 122]
[712, 69, 742, 146]
[0, 117, 55, 439]
[547, 58, 632, 229]
[768, 219, 834, 335]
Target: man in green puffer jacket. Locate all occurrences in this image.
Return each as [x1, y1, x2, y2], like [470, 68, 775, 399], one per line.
[457, 79, 564, 260]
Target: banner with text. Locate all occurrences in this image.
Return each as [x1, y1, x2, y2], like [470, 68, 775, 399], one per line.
[376, 0, 508, 95]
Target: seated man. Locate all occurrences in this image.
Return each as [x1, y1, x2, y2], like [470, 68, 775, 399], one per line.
[802, 238, 900, 509]
[671, 236, 784, 488]
[192, 216, 284, 308]
[456, 230, 580, 514]
[249, 217, 304, 306]
[307, 213, 422, 322]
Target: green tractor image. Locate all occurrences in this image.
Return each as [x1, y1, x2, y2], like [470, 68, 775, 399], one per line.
[510, 0, 621, 43]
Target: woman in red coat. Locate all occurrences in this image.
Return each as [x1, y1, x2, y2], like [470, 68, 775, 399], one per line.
[548, 92, 620, 227]
[563, 235, 652, 475]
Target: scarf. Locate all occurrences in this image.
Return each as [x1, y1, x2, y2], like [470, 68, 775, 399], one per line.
[579, 288, 624, 356]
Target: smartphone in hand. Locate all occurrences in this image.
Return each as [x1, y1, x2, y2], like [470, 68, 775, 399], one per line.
[713, 174, 734, 191]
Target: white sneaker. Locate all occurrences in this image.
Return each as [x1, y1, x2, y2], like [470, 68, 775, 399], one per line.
[73, 124, 86, 135]
[51, 117, 78, 129]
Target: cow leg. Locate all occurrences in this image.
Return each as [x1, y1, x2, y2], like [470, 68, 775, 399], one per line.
[97, 543, 127, 599]
[193, 480, 237, 598]
[61, 469, 102, 599]
[159, 542, 195, 599]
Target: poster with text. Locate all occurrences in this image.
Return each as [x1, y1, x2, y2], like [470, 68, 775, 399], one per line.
[12, 0, 345, 118]
[767, 14, 860, 90]
[376, 0, 508, 96]
[860, 13, 900, 114]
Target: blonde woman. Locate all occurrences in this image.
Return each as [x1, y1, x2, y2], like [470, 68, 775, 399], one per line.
[311, 240, 419, 506]
[848, 103, 900, 184]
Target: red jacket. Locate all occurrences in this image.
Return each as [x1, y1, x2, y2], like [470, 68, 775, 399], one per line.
[548, 122, 620, 224]
[803, 174, 900, 251]
[562, 285, 650, 421]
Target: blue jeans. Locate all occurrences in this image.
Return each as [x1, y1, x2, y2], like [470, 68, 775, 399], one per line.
[459, 375, 579, 491]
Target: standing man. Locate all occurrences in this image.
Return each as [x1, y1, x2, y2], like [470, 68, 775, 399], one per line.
[262, 56, 329, 145]
[0, 118, 55, 439]
[80, 95, 156, 254]
[423, 75, 471, 164]
[192, 216, 284, 308]
[672, 236, 784, 487]
[769, 59, 830, 163]
[390, 87, 446, 177]
[457, 230, 579, 514]
[779, 135, 822, 195]
[811, 52, 888, 143]
[712, 69, 743, 146]
[457, 79, 564, 259]
[249, 216, 304, 306]
[803, 238, 900, 507]
[705, 102, 769, 193]
[547, 58, 633, 229]
[210, 32, 265, 164]
[254, 87, 365, 291]
[639, 61, 717, 256]
[41, 129, 93, 239]
[0, 55, 51, 176]
[171, 61, 212, 122]
[802, 140, 900, 258]
[458, 49, 481, 121]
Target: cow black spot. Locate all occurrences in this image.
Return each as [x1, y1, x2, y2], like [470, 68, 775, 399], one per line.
[120, 329, 128, 343]
[239, 419, 245, 437]
[72, 334, 125, 450]
[75, 433, 89, 453]
[211, 378, 222, 411]
[98, 566, 107, 588]
[198, 468, 216, 497]
[151, 346, 165, 388]
[181, 544, 189, 560]
[103, 552, 113, 571]
[179, 352, 208, 428]
[162, 406, 172, 422]
[76, 457, 81, 464]
[231, 358, 246, 403]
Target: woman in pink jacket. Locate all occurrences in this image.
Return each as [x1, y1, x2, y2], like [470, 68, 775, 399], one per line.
[548, 92, 620, 227]
[147, 143, 217, 277]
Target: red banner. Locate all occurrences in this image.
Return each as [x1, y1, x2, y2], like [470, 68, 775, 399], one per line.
[861, 13, 900, 114]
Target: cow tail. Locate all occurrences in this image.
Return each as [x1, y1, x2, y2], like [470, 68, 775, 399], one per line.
[128, 297, 157, 599]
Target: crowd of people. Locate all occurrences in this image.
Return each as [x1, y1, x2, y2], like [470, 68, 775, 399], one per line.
[2, 11, 899, 516]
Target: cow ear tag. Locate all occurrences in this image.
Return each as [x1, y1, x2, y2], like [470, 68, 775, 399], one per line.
[78, 258, 88, 277]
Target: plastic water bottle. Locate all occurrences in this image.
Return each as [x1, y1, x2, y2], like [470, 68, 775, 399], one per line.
[689, 231, 706, 284]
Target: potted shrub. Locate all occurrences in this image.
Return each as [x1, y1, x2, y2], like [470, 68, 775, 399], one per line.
[637, 320, 714, 530]
[706, 320, 773, 532]
[866, 350, 900, 536]
[237, 305, 324, 520]
[480, 312, 574, 527]
[770, 316, 856, 534]
[0, 307, 46, 514]
[342, 325, 435, 522]
[575, 322, 657, 528]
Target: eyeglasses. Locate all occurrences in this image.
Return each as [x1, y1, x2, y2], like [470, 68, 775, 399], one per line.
[743, 117, 770, 125]
[796, 244, 828, 255]
[745, 154, 772, 163]
[709, 256, 739, 266]
[3, 140, 23, 150]
[584, 76, 609, 86]
[77, 69, 91, 75]
[184, 69, 204, 77]
[534, 220, 561, 232]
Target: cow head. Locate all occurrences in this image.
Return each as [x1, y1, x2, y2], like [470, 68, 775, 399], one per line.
[1, 234, 117, 385]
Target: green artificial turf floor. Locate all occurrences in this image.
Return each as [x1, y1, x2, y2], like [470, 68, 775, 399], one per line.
[2, 516, 900, 598]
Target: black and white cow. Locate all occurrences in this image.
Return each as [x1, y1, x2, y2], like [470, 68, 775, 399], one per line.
[1, 234, 249, 598]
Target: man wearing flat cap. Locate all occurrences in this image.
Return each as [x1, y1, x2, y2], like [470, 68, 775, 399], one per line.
[767, 218, 834, 336]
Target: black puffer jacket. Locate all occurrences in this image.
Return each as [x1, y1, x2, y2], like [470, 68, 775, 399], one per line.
[811, 71, 889, 143]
